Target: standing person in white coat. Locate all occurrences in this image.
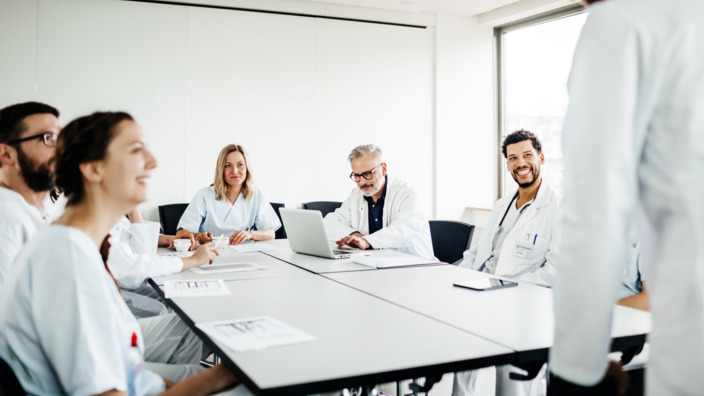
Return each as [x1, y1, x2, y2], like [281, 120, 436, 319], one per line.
[549, 0, 704, 394]
[323, 144, 434, 261]
[453, 130, 561, 396]
[0, 102, 60, 285]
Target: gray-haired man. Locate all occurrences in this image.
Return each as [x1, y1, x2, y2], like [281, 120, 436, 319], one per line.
[323, 144, 435, 261]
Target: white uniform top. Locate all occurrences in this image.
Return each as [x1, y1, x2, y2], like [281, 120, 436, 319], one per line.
[459, 182, 562, 287]
[177, 186, 281, 236]
[0, 226, 165, 395]
[551, 0, 704, 393]
[479, 197, 535, 275]
[0, 186, 47, 287]
[107, 217, 183, 289]
[323, 176, 435, 261]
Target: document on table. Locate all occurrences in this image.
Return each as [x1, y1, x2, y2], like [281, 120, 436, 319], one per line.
[191, 262, 267, 274]
[197, 316, 316, 352]
[351, 255, 437, 269]
[163, 279, 231, 298]
[157, 251, 195, 258]
[229, 243, 279, 252]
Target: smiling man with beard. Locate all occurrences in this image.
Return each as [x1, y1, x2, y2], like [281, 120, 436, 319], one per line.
[453, 129, 562, 396]
[0, 102, 61, 285]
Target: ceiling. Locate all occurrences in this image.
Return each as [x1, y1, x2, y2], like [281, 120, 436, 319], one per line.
[301, 0, 522, 16]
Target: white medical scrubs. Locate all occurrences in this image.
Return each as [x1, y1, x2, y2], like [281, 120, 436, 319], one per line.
[0, 186, 46, 287]
[177, 186, 280, 236]
[0, 225, 165, 395]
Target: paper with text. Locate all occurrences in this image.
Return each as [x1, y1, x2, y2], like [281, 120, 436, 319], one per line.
[163, 279, 230, 298]
[197, 316, 316, 352]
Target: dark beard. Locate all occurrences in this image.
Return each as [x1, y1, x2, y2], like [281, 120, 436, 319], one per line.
[17, 147, 55, 192]
[513, 166, 540, 188]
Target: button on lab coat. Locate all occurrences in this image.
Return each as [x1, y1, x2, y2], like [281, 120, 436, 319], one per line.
[323, 176, 435, 261]
[459, 182, 562, 287]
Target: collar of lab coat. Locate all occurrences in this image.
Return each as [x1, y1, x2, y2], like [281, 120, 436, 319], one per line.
[496, 180, 557, 234]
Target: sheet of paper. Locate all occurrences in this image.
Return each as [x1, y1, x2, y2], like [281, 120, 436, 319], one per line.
[351, 255, 436, 269]
[157, 251, 195, 258]
[191, 262, 267, 275]
[197, 316, 316, 352]
[163, 279, 231, 298]
[229, 243, 279, 252]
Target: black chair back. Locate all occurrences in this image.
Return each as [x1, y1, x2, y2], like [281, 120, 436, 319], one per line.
[270, 202, 287, 239]
[0, 356, 25, 395]
[158, 203, 189, 235]
[428, 220, 475, 264]
[302, 201, 342, 218]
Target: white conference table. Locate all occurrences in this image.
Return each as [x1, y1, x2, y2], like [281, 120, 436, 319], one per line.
[152, 241, 307, 285]
[264, 246, 443, 274]
[150, 240, 651, 394]
[324, 265, 651, 363]
[159, 273, 515, 395]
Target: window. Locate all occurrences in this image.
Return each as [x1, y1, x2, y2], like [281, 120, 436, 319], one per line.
[497, 8, 588, 196]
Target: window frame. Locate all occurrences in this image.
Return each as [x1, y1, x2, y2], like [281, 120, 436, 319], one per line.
[494, 4, 586, 199]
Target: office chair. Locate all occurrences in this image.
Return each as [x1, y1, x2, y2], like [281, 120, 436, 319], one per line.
[270, 202, 287, 239]
[428, 220, 475, 264]
[302, 201, 342, 218]
[158, 203, 189, 235]
[0, 356, 25, 395]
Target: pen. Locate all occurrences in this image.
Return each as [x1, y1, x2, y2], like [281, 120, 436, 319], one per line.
[213, 234, 225, 249]
[533, 234, 537, 245]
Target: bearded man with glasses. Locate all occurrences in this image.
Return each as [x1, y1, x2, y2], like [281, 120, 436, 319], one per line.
[323, 144, 435, 261]
[0, 101, 61, 285]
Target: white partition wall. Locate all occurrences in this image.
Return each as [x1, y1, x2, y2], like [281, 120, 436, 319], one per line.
[35, 0, 189, 220]
[0, 0, 435, 221]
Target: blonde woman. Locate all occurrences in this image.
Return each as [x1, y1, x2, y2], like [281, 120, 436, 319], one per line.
[177, 144, 280, 245]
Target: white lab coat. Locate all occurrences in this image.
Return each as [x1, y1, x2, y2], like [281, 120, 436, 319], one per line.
[0, 186, 47, 287]
[107, 217, 182, 289]
[323, 176, 435, 261]
[459, 182, 562, 287]
[550, 0, 704, 394]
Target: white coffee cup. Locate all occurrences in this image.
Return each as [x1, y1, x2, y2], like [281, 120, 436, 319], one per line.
[173, 239, 191, 252]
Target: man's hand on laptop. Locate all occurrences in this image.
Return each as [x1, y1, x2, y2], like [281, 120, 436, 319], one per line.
[337, 232, 371, 250]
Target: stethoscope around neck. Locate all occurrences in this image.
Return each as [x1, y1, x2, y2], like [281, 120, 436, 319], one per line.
[496, 191, 533, 233]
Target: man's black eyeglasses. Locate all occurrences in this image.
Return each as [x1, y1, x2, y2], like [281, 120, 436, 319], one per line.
[4, 132, 58, 147]
[350, 163, 382, 182]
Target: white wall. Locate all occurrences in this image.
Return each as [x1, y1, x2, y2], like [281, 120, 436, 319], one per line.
[1, 0, 440, 222]
[1, 0, 543, 228]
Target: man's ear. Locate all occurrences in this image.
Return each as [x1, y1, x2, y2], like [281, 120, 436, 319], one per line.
[0, 144, 17, 167]
[539, 152, 545, 164]
[381, 162, 388, 176]
[78, 161, 104, 184]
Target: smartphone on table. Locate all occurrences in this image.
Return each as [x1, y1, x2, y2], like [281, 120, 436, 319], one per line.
[453, 278, 518, 291]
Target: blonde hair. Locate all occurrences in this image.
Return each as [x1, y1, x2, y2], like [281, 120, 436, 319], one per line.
[212, 144, 255, 201]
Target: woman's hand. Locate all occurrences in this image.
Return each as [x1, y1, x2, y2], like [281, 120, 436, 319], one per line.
[194, 232, 213, 245]
[229, 230, 253, 245]
[165, 234, 197, 251]
[181, 243, 219, 270]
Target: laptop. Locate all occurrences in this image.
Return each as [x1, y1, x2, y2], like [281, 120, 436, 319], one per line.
[279, 208, 360, 259]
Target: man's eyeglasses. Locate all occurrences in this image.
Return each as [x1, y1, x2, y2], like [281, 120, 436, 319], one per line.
[5, 132, 58, 147]
[350, 163, 382, 182]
